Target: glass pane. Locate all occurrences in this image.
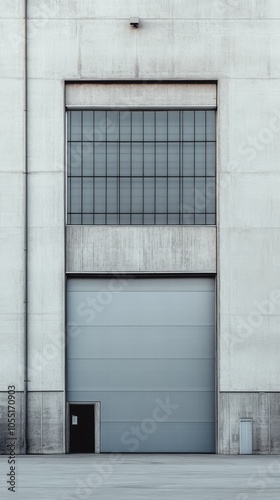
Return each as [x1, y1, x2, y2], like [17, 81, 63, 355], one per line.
[70, 143, 82, 176]
[182, 178, 194, 214]
[206, 214, 215, 224]
[94, 178, 106, 213]
[94, 111, 106, 142]
[67, 143, 71, 177]
[107, 214, 119, 224]
[120, 143, 130, 176]
[67, 113, 71, 142]
[156, 143, 167, 176]
[107, 143, 118, 176]
[144, 112, 155, 141]
[183, 143, 194, 176]
[132, 178, 143, 213]
[168, 111, 180, 141]
[195, 111, 206, 141]
[168, 214, 179, 224]
[82, 214, 93, 224]
[82, 178, 94, 213]
[83, 143, 94, 176]
[182, 214, 194, 224]
[107, 178, 118, 213]
[156, 111, 167, 141]
[70, 178, 81, 213]
[95, 143, 106, 176]
[82, 111, 93, 141]
[71, 214, 81, 224]
[132, 143, 143, 176]
[120, 111, 131, 141]
[120, 214, 130, 224]
[206, 142, 215, 176]
[195, 214, 206, 224]
[195, 143, 206, 176]
[168, 143, 180, 176]
[67, 178, 70, 215]
[144, 214, 155, 224]
[120, 178, 130, 213]
[94, 214, 106, 224]
[71, 111, 81, 141]
[131, 214, 143, 224]
[168, 178, 179, 213]
[156, 178, 167, 213]
[206, 177, 216, 214]
[206, 111, 216, 141]
[107, 111, 119, 141]
[144, 143, 155, 176]
[144, 178, 155, 213]
[195, 178, 206, 214]
[132, 111, 143, 141]
[156, 214, 167, 224]
[183, 111, 194, 141]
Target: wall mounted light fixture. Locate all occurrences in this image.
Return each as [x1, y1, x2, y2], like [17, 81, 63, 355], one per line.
[130, 17, 140, 28]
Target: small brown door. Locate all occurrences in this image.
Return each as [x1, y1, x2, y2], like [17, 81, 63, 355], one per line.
[69, 404, 94, 453]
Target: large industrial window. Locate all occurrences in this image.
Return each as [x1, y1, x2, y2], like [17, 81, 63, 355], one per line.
[67, 110, 216, 225]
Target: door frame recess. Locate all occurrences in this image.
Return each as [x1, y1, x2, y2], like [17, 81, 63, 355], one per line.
[66, 401, 101, 453]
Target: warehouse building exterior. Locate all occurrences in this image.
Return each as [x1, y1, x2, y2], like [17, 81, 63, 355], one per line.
[1, 0, 280, 455]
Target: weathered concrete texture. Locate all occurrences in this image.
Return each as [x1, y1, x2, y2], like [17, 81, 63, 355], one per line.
[0, 2, 25, 402]
[27, 3, 280, 81]
[66, 82, 217, 107]
[219, 393, 280, 455]
[27, 392, 64, 454]
[27, 0, 280, 20]
[66, 226, 216, 273]
[1, 454, 280, 500]
[0, 392, 24, 454]
[218, 76, 280, 394]
[270, 394, 280, 454]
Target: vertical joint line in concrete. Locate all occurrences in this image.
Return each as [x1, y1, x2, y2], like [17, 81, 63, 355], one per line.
[23, 0, 28, 455]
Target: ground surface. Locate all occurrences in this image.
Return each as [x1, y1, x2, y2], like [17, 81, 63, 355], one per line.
[0, 454, 280, 499]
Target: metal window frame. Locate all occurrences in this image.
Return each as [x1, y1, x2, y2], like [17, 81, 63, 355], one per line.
[66, 108, 216, 226]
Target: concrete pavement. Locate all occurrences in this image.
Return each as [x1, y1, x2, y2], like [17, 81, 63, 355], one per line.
[0, 454, 280, 500]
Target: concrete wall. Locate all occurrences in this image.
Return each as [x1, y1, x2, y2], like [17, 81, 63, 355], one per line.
[66, 226, 216, 274]
[219, 393, 280, 454]
[1, 0, 280, 453]
[0, 1, 25, 453]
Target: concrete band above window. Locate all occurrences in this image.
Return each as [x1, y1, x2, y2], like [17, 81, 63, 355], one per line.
[65, 83, 217, 108]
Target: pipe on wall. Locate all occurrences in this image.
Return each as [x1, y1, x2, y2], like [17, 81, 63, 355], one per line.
[23, 0, 28, 454]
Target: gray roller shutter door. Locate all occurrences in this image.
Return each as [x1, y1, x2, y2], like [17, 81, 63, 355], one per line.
[67, 277, 215, 453]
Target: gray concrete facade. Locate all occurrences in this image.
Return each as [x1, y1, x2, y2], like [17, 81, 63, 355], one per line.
[1, 0, 280, 455]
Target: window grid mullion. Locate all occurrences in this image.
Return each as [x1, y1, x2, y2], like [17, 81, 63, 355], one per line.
[194, 111, 196, 221]
[105, 111, 108, 225]
[81, 111, 83, 223]
[154, 111, 156, 224]
[205, 111, 207, 225]
[69, 112, 71, 224]
[179, 111, 182, 225]
[167, 111, 169, 224]
[130, 111, 132, 224]
[142, 111, 144, 225]
[92, 111, 95, 225]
